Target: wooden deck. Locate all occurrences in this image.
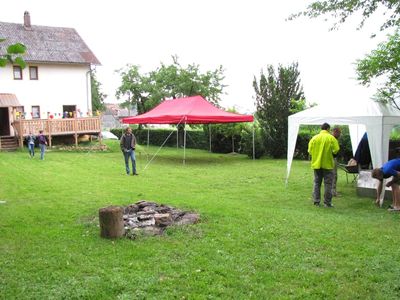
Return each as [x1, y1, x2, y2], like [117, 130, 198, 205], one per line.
[12, 117, 101, 147]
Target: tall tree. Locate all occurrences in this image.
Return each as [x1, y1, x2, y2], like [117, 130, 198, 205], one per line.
[254, 63, 305, 158]
[0, 39, 26, 68]
[356, 29, 400, 109]
[289, 0, 400, 31]
[91, 70, 106, 112]
[115, 56, 226, 115]
[115, 64, 152, 115]
[290, 0, 400, 108]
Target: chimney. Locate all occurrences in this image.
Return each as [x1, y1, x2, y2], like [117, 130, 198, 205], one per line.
[24, 11, 31, 30]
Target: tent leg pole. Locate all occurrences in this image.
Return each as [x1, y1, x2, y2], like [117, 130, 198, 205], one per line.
[209, 124, 212, 153]
[147, 127, 149, 148]
[177, 128, 179, 149]
[183, 122, 187, 165]
[252, 121, 255, 160]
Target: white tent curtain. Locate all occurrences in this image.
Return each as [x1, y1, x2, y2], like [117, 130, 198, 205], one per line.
[286, 100, 400, 185]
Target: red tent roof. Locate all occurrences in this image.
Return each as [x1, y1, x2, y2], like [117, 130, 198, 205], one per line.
[122, 95, 254, 124]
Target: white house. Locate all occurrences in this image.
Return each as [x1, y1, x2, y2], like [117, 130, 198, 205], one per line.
[0, 11, 101, 147]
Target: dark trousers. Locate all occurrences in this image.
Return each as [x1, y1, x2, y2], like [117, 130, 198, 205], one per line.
[313, 169, 334, 205]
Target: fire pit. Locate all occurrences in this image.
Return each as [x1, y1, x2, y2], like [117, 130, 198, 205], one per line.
[96, 200, 200, 239]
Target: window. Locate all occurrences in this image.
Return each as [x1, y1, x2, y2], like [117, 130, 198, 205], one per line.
[31, 106, 40, 119]
[63, 105, 76, 118]
[13, 66, 22, 80]
[15, 106, 25, 119]
[29, 66, 38, 80]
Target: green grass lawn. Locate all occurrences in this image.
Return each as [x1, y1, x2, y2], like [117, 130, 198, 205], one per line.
[1, 142, 400, 299]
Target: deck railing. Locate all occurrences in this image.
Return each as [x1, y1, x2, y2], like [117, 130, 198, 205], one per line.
[12, 117, 101, 147]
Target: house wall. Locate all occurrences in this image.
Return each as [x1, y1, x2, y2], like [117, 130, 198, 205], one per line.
[0, 63, 92, 120]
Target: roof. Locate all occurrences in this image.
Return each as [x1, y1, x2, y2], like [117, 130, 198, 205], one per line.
[122, 95, 254, 124]
[0, 93, 21, 107]
[0, 21, 100, 65]
[289, 99, 400, 123]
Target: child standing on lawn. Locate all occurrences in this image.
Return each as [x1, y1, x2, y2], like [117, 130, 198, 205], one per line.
[26, 132, 36, 158]
[38, 130, 47, 160]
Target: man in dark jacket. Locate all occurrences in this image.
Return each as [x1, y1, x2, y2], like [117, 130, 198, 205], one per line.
[38, 130, 47, 160]
[120, 127, 138, 175]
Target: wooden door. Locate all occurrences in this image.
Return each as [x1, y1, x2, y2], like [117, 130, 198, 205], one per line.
[0, 107, 10, 136]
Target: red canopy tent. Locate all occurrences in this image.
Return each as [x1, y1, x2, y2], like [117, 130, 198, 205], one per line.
[122, 95, 254, 124]
[121, 95, 254, 165]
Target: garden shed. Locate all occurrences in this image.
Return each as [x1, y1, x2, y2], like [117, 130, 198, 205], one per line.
[286, 99, 400, 183]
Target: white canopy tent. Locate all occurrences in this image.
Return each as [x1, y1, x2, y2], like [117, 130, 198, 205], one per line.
[286, 99, 400, 184]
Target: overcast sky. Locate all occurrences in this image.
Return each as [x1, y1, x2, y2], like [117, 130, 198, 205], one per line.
[1, 0, 389, 113]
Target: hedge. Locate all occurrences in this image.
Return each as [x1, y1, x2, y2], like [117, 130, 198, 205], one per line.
[294, 129, 353, 163]
[111, 127, 400, 163]
[111, 128, 209, 150]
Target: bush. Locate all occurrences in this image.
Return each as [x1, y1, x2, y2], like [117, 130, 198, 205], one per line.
[293, 126, 353, 163]
[110, 128, 123, 139]
[240, 125, 265, 159]
[112, 127, 209, 150]
[208, 123, 245, 153]
[294, 131, 313, 160]
[111, 125, 399, 163]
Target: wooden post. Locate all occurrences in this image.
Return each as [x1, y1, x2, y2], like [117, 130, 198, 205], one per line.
[99, 206, 125, 239]
[16, 120, 24, 148]
[98, 130, 102, 145]
[97, 118, 102, 145]
[48, 119, 52, 147]
[19, 135, 23, 148]
[74, 118, 78, 146]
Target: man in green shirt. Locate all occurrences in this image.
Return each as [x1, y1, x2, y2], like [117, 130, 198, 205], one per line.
[308, 123, 340, 207]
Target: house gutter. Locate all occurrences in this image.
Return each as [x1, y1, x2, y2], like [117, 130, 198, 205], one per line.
[86, 66, 93, 115]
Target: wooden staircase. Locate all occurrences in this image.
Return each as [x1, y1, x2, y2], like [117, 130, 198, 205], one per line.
[0, 136, 19, 151]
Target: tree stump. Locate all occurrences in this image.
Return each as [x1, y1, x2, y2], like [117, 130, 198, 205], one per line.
[99, 206, 125, 239]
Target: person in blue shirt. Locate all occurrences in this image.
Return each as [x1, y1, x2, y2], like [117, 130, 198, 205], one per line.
[371, 158, 400, 211]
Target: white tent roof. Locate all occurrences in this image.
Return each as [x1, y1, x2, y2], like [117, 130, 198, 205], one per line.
[286, 99, 400, 184]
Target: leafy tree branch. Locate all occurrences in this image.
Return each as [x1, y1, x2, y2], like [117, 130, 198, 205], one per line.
[289, 0, 400, 31]
[0, 39, 26, 68]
